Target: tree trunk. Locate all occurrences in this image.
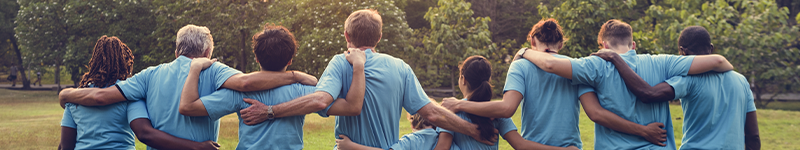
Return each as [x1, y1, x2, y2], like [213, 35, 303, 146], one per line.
[55, 58, 62, 90]
[11, 37, 30, 89]
[238, 29, 248, 72]
[450, 66, 457, 97]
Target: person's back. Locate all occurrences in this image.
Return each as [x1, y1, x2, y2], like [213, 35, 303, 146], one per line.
[199, 83, 315, 150]
[571, 51, 693, 149]
[321, 50, 430, 149]
[665, 71, 755, 149]
[507, 55, 586, 148]
[62, 81, 148, 150]
[438, 109, 516, 150]
[116, 58, 240, 144]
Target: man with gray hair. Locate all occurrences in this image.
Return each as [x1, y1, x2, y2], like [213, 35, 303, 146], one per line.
[59, 24, 317, 150]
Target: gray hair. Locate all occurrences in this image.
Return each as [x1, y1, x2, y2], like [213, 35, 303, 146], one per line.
[176, 24, 213, 57]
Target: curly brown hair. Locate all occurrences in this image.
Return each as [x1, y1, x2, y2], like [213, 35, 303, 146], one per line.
[78, 35, 135, 88]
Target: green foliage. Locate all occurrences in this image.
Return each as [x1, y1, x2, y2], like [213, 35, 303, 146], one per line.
[275, 0, 413, 76]
[0, 0, 19, 69]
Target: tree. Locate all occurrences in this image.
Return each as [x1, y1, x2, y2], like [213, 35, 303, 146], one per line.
[0, 0, 29, 89]
[423, 0, 495, 96]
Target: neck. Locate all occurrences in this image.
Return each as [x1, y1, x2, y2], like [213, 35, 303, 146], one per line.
[462, 91, 472, 99]
[259, 67, 288, 72]
[356, 46, 374, 51]
[608, 46, 630, 54]
[413, 126, 433, 132]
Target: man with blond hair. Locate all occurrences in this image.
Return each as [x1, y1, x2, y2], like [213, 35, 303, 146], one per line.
[59, 24, 317, 150]
[238, 9, 490, 149]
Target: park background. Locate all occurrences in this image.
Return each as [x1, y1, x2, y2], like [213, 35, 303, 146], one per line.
[0, 0, 799, 149]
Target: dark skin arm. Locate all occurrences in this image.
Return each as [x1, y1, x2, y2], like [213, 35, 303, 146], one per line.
[745, 111, 760, 150]
[591, 50, 676, 103]
[130, 118, 220, 150]
[433, 132, 453, 150]
[579, 92, 668, 146]
[59, 127, 77, 150]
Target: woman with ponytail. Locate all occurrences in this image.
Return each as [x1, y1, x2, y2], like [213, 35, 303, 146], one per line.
[435, 55, 578, 150]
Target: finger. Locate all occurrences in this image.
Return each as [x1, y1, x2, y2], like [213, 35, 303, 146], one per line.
[659, 137, 667, 142]
[657, 142, 666, 146]
[661, 134, 667, 138]
[243, 98, 257, 104]
[660, 129, 667, 134]
[211, 58, 218, 62]
[656, 122, 665, 128]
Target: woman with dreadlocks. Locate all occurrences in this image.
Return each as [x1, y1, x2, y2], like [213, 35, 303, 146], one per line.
[59, 36, 219, 150]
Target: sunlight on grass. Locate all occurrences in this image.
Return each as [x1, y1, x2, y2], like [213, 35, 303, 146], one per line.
[0, 89, 797, 150]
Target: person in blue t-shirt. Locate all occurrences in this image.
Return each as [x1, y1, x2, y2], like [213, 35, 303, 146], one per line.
[177, 25, 367, 150]
[239, 10, 491, 149]
[58, 25, 318, 150]
[436, 56, 578, 150]
[591, 26, 760, 150]
[59, 35, 218, 150]
[336, 111, 450, 150]
[442, 19, 669, 149]
[519, 20, 736, 149]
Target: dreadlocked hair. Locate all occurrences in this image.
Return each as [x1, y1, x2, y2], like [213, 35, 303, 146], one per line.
[79, 35, 135, 88]
[459, 55, 495, 142]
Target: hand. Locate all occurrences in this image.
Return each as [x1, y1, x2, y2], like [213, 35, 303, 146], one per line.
[565, 146, 580, 150]
[345, 48, 366, 66]
[240, 98, 269, 125]
[196, 141, 221, 150]
[590, 49, 619, 61]
[190, 58, 217, 70]
[335, 135, 356, 150]
[638, 122, 668, 146]
[292, 71, 318, 86]
[440, 97, 462, 112]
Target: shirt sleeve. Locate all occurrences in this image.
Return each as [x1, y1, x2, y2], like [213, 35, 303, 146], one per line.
[665, 76, 690, 99]
[569, 56, 604, 86]
[115, 67, 155, 101]
[210, 62, 243, 89]
[315, 55, 347, 101]
[126, 100, 150, 123]
[577, 84, 595, 97]
[495, 118, 518, 136]
[436, 126, 453, 134]
[201, 89, 246, 120]
[743, 80, 757, 112]
[503, 60, 527, 96]
[389, 134, 416, 150]
[654, 54, 695, 77]
[60, 106, 77, 128]
[401, 63, 432, 115]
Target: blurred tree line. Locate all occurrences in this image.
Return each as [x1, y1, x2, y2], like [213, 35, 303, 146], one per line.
[2, 0, 799, 106]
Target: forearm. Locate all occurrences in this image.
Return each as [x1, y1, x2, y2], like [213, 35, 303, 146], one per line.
[273, 92, 333, 118]
[459, 101, 516, 118]
[433, 133, 453, 150]
[688, 55, 733, 74]
[131, 119, 205, 150]
[224, 71, 296, 92]
[328, 65, 365, 116]
[422, 104, 479, 137]
[608, 57, 674, 102]
[60, 127, 77, 150]
[745, 111, 760, 150]
[179, 66, 207, 116]
[59, 87, 125, 107]
[580, 93, 647, 137]
[504, 131, 568, 150]
[522, 50, 573, 79]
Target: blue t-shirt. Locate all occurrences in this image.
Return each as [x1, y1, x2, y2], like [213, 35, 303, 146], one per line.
[665, 71, 757, 150]
[438, 101, 517, 150]
[389, 128, 447, 150]
[115, 56, 241, 150]
[316, 49, 432, 149]
[60, 81, 150, 150]
[570, 50, 695, 150]
[504, 54, 592, 149]
[199, 83, 319, 150]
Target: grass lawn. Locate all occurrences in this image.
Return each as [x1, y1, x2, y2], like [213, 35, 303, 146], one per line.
[0, 89, 798, 149]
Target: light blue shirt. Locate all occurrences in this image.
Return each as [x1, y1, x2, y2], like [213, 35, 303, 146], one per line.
[199, 83, 318, 150]
[316, 49, 431, 149]
[389, 128, 446, 150]
[438, 100, 517, 150]
[665, 71, 757, 150]
[115, 56, 241, 150]
[570, 50, 695, 150]
[60, 81, 150, 150]
[504, 55, 592, 149]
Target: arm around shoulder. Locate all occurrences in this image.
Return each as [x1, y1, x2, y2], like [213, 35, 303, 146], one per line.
[59, 87, 126, 108]
[688, 54, 733, 74]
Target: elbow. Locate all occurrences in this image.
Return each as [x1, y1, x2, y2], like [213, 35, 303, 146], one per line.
[585, 110, 603, 123]
[238, 78, 255, 91]
[135, 130, 155, 144]
[499, 105, 515, 118]
[178, 106, 193, 116]
[541, 61, 558, 73]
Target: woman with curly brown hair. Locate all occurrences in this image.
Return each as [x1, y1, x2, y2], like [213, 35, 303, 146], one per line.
[59, 36, 219, 150]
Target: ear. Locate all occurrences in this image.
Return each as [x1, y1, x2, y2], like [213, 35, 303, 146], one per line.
[710, 43, 715, 53]
[602, 41, 610, 49]
[175, 50, 179, 58]
[344, 31, 351, 43]
[531, 37, 538, 47]
[287, 58, 293, 66]
[631, 41, 637, 50]
[679, 46, 686, 55]
[557, 42, 563, 50]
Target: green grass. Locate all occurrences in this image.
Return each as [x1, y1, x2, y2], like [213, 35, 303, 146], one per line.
[0, 89, 798, 149]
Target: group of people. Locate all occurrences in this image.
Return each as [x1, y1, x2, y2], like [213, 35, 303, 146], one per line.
[56, 8, 759, 150]
[5, 64, 41, 87]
